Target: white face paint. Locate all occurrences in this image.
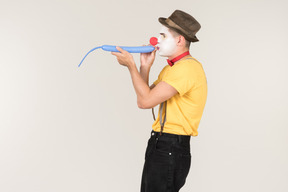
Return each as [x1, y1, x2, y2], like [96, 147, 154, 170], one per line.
[157, 26, 178, 57]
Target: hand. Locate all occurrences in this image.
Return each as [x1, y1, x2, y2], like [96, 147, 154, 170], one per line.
[140, 45, 157, 69]
[111, 46, 136, 69]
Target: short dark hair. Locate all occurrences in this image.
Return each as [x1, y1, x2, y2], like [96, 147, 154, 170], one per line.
[168, 28, 191, 49]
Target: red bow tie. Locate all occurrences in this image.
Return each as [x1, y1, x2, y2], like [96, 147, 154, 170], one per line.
[167, 51, 190, 66]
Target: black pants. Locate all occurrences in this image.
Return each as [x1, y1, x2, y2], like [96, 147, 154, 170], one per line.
[141, 130, 191, 192]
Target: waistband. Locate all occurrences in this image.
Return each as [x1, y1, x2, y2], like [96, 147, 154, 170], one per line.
[150, 130, 191, 143]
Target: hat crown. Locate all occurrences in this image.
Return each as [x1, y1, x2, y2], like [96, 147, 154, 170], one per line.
[159, 10, 201, 42]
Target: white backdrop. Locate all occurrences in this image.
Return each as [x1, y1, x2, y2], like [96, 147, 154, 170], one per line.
[1, 0, 287, 191]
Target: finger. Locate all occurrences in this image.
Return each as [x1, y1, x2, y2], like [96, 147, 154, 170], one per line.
[111, 51, 121, 56]
[116, 46, 126, 53]
[153, 45, 158, 52]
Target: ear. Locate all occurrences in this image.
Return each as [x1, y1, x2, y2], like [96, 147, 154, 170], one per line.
[177, 35, 186, 47]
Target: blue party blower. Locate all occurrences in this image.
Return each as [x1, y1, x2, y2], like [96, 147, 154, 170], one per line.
[78, 37, 158, 67]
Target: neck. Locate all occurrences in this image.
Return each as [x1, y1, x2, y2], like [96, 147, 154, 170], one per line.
[168, 48, 190, 60]
[166, 50, 191, 67]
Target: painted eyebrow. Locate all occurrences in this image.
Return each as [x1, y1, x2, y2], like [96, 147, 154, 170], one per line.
[160, 33, 166, 36]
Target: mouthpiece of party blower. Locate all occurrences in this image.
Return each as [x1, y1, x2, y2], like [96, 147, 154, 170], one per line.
[78, 37, 158, 67]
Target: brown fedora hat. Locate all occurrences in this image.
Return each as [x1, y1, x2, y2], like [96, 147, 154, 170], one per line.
[159, 10, 201, 42]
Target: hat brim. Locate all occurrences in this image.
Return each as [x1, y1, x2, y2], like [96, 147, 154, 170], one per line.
[158, 17, 199, 42]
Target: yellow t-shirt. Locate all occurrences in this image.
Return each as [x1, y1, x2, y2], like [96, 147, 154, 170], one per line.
[152, 56, 207, 136]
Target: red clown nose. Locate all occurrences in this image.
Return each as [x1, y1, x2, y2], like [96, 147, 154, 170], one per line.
[149, 37, 158, 46]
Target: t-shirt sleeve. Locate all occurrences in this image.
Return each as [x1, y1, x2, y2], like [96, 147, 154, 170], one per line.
[153, 77, 160, 86]
[162, 63, 196, 96]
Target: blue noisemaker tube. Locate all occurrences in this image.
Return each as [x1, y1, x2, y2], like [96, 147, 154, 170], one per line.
[78, 45, 155, 67]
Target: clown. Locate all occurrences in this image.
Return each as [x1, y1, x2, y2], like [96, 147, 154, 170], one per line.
[112, 10, 207, 192]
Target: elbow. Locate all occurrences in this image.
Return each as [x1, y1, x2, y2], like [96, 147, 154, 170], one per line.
[137, 100, 145, 109]
[137, 101, 144, 109]
[138, 104, 145, 109]
[137, 98, 150, 109]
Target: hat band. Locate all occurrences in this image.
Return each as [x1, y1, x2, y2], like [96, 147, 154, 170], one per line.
[165, 18, 185, 34]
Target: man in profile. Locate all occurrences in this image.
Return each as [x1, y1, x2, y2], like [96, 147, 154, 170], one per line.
[112, 9, 207, 192]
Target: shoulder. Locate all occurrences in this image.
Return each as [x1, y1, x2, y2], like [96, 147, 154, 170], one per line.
[174, 57, 203, 72]
[162, 65, 170, 71]
[178, 57, 201, 66]
[158, 65, 170, 77]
